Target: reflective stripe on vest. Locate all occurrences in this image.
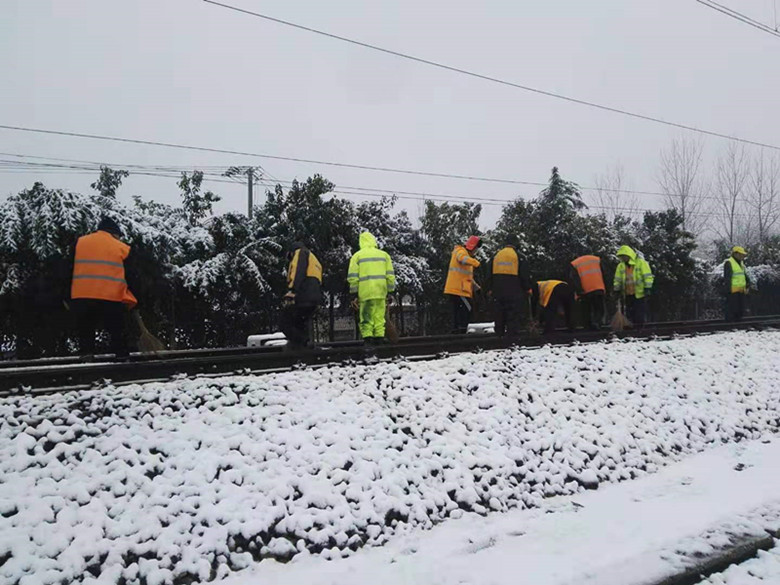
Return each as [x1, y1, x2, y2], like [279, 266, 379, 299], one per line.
[728, 257, 747, 293]
[444, 245, 477, 297]
[71, 230, 137, 307]
[358, 256, 387, 264]
[571, 255, 605, 294]
[359, 275, 388, 281]
[72, 274, 127, 284]
[492, 247, 519, 276]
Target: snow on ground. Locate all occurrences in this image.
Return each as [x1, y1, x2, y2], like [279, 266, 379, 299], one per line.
[1, 330, 780, 585]
[221, 438, 780, 585]
[698, 540, 780, 585]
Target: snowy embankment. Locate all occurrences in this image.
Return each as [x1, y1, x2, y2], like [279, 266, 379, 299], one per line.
[221, 438, 780, 585]
[1, 331, 780, 585]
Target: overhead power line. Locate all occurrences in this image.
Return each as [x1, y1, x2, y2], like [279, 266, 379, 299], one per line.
[0, 132, 711, 203]
[0, 124, 578, 187]
[695, 0, 780, 38]
[0, 149, 757, 206]
[203, 0, 780, 151]
[0, 155, 742, 219]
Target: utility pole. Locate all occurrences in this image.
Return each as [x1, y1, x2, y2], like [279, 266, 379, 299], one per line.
[223, 166, 261, 220]
[247, 167, 254, 219]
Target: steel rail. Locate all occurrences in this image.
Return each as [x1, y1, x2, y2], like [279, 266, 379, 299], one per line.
[1, 318, 778, 396]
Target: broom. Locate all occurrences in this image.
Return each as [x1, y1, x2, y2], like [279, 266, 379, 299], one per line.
[385, 297, 400, 344]
[526, 296, 540, 336]
[130, 309, 166, 353]
[610, 294, 632, 332]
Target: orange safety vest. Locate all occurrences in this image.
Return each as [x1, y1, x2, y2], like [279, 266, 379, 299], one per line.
[538, 280, 566, 308]
[625, 265, 636, 295]
[571, 255, 605, 294]
[71, 230, 137, 308]
[444, 245, 480, 298]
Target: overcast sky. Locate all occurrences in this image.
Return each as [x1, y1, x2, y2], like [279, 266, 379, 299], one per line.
[1, 0, 778, 228]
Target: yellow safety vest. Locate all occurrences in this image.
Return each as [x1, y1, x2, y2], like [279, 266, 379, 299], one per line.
[492, 247, 519, 276]
[287, 249, 323, 289]
[538, 280, 566, 308]
[727, 257, 747, 293]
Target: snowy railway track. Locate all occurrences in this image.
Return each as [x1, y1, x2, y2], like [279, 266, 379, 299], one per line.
[3, 332, 780, 585]
[2, 317, 779, 395]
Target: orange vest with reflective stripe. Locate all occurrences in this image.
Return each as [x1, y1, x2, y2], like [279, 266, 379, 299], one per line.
[444, 245, 480, 298]
[538, 280, 566, 308]
[71, 231, 137, 308]
[571, 255, 605, 294]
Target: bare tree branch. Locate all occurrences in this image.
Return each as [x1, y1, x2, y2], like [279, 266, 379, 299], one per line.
[591, 163, 640, 220]
[714, 143, 751, 245]
[748, 151, 780, 245]
[656, 136, 710, 238]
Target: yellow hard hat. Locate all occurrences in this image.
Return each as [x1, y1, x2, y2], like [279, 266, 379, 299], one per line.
[732, 246, 747, 256]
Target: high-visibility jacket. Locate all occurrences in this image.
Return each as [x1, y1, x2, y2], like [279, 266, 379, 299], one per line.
[71, 230, 137, 308]
[444, 245, 480, 298]
[636, 253, 655, 290]
[287, 246, 323, 306]
[538, 280, 566, 308]
[613, 246, 652, 299]
[347, 232, 395, 301]
[726, 257, 747, 293]
[570, 255, 605, 294]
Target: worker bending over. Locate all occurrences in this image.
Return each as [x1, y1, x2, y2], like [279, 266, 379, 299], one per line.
[532, 280, 575, 333]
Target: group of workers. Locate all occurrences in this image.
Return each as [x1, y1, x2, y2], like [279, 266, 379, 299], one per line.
[66, 219, 753, 355]
[442, 236, 655, 337]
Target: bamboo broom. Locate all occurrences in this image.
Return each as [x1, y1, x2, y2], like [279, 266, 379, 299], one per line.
[130, 310, 166, 353]
[385, 299, 400, 344]
[610, 295, 632, 332]
[527, 296, 540, 336]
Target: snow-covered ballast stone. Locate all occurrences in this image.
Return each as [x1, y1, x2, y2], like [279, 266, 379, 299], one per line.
[1, 330, 779, 585]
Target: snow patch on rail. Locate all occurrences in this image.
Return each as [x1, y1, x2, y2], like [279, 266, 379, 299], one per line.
[1, 330, 780, 585]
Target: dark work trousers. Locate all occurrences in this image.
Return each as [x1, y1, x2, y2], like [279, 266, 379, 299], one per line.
[581, 291, 606, 330]
[449, 294, 472, 334]
[725, 293, 746, 322]
[625, 295, 647, 328]
[71, 299, 128, 356]
[280, 304, 317, 348]
[542, 283, 575, 333]
[494, 296, 522, 338]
